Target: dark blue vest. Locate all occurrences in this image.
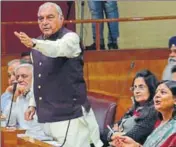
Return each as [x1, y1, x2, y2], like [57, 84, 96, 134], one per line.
[32, 27, 90, 123]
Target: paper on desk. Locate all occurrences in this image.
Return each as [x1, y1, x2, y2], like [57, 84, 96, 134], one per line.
[17, 134, 61, 147]
[43, 141, 61, 147]
[1, 119, 6, 127]
[17, 132, 53, 141]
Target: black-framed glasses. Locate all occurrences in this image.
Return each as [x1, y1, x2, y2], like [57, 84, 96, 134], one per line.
[130, 85, 147, 92]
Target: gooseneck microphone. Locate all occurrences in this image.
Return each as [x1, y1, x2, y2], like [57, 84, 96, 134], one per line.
[118, 61, 136, 98]
[130, 61, 135, 69]
[6, 82, 18, 127]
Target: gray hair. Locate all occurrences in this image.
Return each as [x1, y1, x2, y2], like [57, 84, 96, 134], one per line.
[38, 2, 63, 16]
[15, 63, 33, 76]
[7, 59, 21, 67]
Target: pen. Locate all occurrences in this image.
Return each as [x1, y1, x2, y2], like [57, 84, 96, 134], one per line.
[107, 125, 115, 134]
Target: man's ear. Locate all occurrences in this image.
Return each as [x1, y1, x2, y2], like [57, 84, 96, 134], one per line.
[59, 15, 64, 21]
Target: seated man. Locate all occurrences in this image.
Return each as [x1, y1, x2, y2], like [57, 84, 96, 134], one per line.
[162, 36, 176, 80]
[1, 59, 21, 114]
[4, 63, 52, 140]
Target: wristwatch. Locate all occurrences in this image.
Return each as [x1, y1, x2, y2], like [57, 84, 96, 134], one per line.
[32, 38, 37, 47]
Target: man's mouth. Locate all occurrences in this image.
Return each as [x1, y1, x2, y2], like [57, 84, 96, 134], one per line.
[43, 28, 50, 31]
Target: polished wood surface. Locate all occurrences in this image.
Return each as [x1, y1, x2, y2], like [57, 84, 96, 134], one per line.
[3, 15, 176, 25]
[17, 136, 53, 147]
[1, 127, 26, 147]
[1, 127, 52, 147]
[84, 49, 169, 120]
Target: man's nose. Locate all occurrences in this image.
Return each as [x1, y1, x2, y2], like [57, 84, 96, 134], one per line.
[43, 18, 49, 25]
[169, 52, 176, 57]
[18, 76, 23, 82]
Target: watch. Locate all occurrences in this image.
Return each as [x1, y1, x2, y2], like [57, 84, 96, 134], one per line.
[32, 38, 37, 47]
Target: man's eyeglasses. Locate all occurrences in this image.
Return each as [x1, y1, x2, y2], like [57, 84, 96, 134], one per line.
[130, 85, 147, 92]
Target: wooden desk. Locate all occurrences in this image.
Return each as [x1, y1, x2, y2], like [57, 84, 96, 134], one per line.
[1, 127, 26, 147]
[17, 136, 53, 147]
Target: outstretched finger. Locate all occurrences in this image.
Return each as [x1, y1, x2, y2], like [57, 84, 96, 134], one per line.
[14, 31, 21, 39]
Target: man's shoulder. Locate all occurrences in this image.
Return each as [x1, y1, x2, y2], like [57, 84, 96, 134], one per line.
[1, 92, 12, 98]
[62, 27, 79, 36]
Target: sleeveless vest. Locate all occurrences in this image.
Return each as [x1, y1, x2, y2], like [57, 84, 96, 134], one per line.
[32, 27, 90, 123]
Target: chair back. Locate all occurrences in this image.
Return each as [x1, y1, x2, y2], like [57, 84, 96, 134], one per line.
[88, 96, 117, 144]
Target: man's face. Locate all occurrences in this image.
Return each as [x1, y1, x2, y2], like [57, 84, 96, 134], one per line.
[8, 62, 20, 85]
[169, 45, 176, 58]
[15, 67, 32, 90]
[38, 5, 64, 38]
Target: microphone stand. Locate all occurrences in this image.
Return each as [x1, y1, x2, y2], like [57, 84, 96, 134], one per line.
[6, 83, 17, 127]
[65, 1, 74, 27]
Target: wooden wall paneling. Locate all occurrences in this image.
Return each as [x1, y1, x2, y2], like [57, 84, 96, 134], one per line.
[1, 66, 8, 93]
[84, 50, 169, 120]
[84, 62, 90, 90]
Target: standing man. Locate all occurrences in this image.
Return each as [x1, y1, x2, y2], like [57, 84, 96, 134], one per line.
[162, 36, 176, 80]
[14, 2, 103, 147]
[86, 1, 119, 50]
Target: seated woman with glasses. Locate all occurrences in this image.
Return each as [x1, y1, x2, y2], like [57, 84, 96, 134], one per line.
[110, 80, 176, 147]
[107, 69, 158, 145]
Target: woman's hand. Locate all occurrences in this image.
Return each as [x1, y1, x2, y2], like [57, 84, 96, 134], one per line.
[110, 135, 141, 147]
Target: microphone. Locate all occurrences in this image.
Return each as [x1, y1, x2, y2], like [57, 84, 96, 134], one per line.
[118, 61, 135, 98]
[6, 82, 18, 127]
[130, 61, 135, 69]
[12, 82, 18, 94]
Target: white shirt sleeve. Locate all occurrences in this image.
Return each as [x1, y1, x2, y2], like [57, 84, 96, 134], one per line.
[33, 32, 82, 58]
[28, 92, 36, 107]
[28, 78, 36, 107]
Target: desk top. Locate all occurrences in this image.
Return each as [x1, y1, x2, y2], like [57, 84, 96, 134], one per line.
[1, 127, 26, 147]
[1, 127, 26, 134]
[17, 136, 54, 147]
